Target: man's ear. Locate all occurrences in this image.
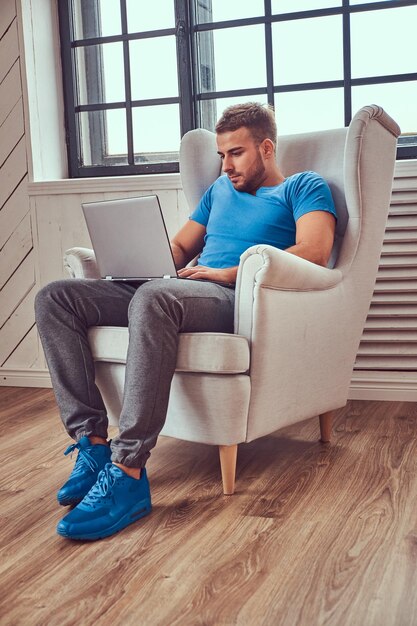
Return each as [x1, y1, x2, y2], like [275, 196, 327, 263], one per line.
[261, 138, 275, 159]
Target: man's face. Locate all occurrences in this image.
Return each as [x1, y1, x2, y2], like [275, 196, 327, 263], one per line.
[216, 127, 267, 194]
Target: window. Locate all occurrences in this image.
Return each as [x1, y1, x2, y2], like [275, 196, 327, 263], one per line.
[58, 0, 417, 177]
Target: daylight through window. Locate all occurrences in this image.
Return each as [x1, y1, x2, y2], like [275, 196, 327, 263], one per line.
[58, 0, 417, 177]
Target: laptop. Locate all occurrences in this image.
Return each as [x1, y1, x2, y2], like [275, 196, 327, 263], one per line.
[82, 195, 182, 281]
[81, 195, 234, 287]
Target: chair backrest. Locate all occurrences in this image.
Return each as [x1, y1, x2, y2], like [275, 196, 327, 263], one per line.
[277, 127, 348, 267]
[179, 105, 400, 274]
[179, 128, 220, 210]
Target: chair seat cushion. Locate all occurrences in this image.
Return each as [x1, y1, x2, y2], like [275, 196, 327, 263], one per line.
[88, 327, 250, 374]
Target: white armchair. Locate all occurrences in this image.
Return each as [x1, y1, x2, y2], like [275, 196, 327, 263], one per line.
[64, 105, 400, 494]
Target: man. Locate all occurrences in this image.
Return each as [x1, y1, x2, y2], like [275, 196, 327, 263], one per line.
[35, 102, 336, 541]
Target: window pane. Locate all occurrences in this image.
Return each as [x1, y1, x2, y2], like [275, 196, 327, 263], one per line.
[75, 43, 125, 105]
[352, 82, 417, 136]
[196, 26, 266, 93]
[273, 16, 343, 85]
[79, 110, 128, 166]
[351, 7, 417, 78]
[276, 88, 344, 134]
[126, 0, 175, 32]
[194, 0, 264, 23]
[130, 37, 178, 100]
[132, 104, 180, 156]
[73, 0, 121, 40]
[106, 110, 128, 158]
[272, 0, 342, 12]
[199, 94, 269, 132]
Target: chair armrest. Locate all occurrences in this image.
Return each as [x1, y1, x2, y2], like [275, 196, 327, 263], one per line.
[237, 244, 343, 292]
[234, 244, 343, 337]
[64, 247, 101, 279]
[235, 245, 352, 437]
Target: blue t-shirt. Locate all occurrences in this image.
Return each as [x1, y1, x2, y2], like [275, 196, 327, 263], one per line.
[189, 171, 337, 269]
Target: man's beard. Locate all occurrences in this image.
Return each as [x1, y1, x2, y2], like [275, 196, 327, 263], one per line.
[229, 151, 266, 194]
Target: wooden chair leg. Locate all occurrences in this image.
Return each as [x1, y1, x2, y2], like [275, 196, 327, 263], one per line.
[319, 410, 334, 443]
[219, 444, 238, 495]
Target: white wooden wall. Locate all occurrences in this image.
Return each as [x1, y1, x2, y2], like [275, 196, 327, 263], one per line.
[350, 165, 417, 401]
[0, 0, 42, 380]
[0, 0, 416, 400]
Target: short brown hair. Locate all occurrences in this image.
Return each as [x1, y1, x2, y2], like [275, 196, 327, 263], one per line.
[215, 102, 277, 146]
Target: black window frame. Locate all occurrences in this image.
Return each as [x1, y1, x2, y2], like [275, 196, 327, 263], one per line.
[58, 0, 417, 178]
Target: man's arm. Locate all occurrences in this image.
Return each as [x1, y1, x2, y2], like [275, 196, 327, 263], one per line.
[174, 209, 335, 285]
[170, 220, 207, 269]
[285, 211, 336, 267]
[172, 219, 238, 284]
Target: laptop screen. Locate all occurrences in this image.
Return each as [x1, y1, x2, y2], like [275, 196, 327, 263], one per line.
[82, 195, 178, 280]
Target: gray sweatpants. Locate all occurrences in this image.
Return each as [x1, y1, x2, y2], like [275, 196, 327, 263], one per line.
[35, 278, 235, 468]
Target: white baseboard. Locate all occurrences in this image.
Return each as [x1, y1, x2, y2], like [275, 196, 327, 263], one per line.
[349, 373, 417, 402]
[0, 369, 52, 388]
[348, 387, 417, 402]
[1, 368, 416, 400]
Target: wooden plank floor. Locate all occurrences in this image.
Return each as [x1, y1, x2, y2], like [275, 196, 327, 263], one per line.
[0, 388, 416, 626]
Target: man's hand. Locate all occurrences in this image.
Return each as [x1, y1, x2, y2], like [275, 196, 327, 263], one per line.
[178, 265, 238, 285]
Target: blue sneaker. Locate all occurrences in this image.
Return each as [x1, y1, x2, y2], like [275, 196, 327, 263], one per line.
[56, 463, 152, 540]
[57, 436, 111, 506]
